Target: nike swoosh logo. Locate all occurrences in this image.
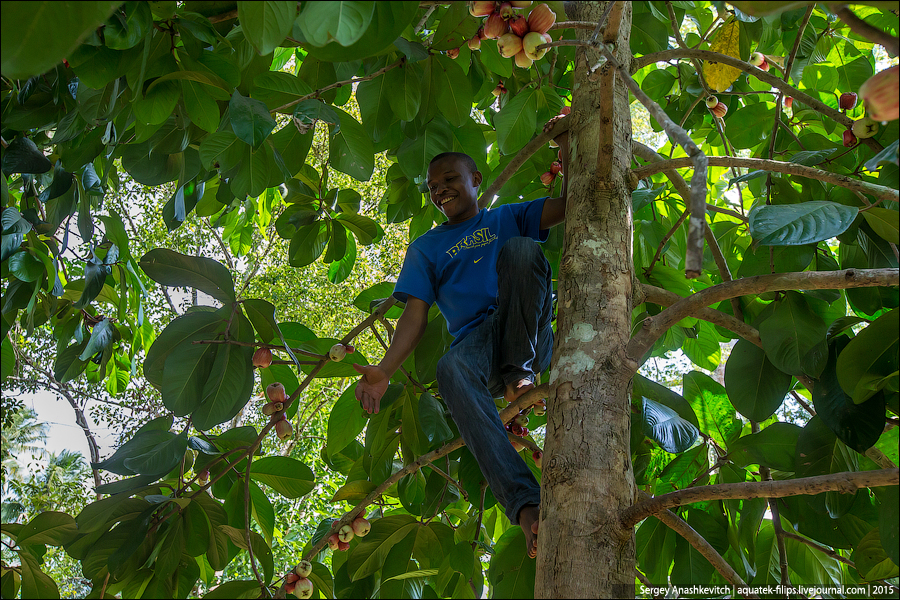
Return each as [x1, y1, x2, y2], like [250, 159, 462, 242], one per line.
[474, 257, 482, 263]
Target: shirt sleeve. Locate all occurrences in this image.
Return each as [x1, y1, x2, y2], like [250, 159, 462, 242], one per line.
[393, 243, 436, 306]
[511, 197, 550, 242]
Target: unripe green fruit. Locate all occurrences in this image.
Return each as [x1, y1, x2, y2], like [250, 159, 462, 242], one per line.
[705, 95, 718, 108]
[294, 560, 312, 578]
[338, 524, 354, 543]
[329, 344, 347, 361]
[851, 117, 879, 139]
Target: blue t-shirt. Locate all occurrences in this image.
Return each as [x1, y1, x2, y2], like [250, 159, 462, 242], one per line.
[393, 198, 549, 343]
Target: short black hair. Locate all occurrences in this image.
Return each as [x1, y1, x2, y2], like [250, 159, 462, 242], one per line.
[429, 152, 478, 175]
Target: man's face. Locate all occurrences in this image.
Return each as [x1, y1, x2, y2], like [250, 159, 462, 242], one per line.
[427, 156, 482, 225]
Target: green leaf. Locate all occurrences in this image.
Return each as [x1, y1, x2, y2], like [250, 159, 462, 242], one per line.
[242, 298, 278, 343]
[296, 1, 375, 47]
[78, 317, 114, 360]
[143, 311, 224, 388]
[635, 516, 676, 584]
[335, 213, 382, 246]
[862, 208, 899, 245]
[837, 308, 898, 404]
[18, 547, 60, 600]
[728, 422, 801, 472]
[140, 248, 236, 304]
[724, 102, 773, 149]
[192, 340, 253, 431]
[8, 251, 45, 282]
[346, 515, 418, 581]
[813, 336, 885, 453]
[632, 374, 700, 428]
[249, 456, 315, 498]
[749, 202, 858, 246]
[725, 339, 791, 422]
[252, 71, 314, 112]
[683, 371, 742, 448]
[237, 0, 295, 56]
[302, 1, 418, 63]
[1, 1, 121, 80]
[641, 397, 699, 454]
[796, 416, 859, 518]
[329, 106, 374, 182]
[200, 580, 262, 599]
[852, 528, 900, 581]
[133, 80, 181, 126]
[487, 527, 535, 599]
[397, 118, 454, 181]
[759, 292, 828, 377]
[496, 88, 537, 156]
[229, 90, 276, 149]
[878, 485, 899, 566]
[432, 55, 473, 128]
[16, 512, 78, 547]
[384, 61, 423, 122]
[419, 392, 454, 446]
[288, 221, 329, 267]
[161, 337, 218, 417]
[1, 136, 52, 176]
[182, 80, 220, 133]
[327, 385, 368, 459]
[122, 430, 188, 478]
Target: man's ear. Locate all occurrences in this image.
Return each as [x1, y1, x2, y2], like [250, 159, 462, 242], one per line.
[472, 170, 483, 188]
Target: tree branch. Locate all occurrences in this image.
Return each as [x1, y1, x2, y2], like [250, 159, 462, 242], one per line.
[644, 493, 757, 598]
[621, 469, 899, 528]
[632, 156, 899, 205]
[478, 116, 571, 210]
[834, 5, 899, 56]
[271, 59, 405, 114]
[626, 268, 899, 362]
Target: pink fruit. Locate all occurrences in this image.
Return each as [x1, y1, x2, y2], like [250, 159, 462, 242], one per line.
[523, 31, 548, 61]
[328, 344, 347, 361]
[514, 413, 529, 427]
[784, 96, 792, 109]
[710, 102, 728, 118]
[294, 560, 312, 578]
[275, 418, 293, 441]
[294, 578, 314, 599]
[262, 401, 284, 416]
[492, 83, 507, 96]
[839, 92, 858, 111]
[509, 15, 529, 37]
[859, 65, 899, 122]
[483, 12, 508, 39]
[447, 47, 460, 59]
[252, 348, 272, 368]
[550, 160, 562, 175]
[498, 2, 515, 19]
[338, 540, 350, 551]
[351, 516, 371, 537]
[498, 32, 523, 58]
[468, 35, 482, 50]
[532, 450, 543, 469]
[842, 129, 857, 147]
[527, 3, 556, 34]
[468, 1, 495, 17]
[749, 52, 769, 71]
[509, 422, 525, 437]
[327, 534, 339, 550]
[285, 572, 300, 585]
[540, 171, 555, 186]
[266, 382, 286, 403]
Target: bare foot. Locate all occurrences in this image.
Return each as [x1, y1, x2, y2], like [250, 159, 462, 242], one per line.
[504, 378, 534, 405]
[519, 504, 540, 558]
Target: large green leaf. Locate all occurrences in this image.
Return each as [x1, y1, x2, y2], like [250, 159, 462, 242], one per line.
[288, 221, 330, 268]
[384, 60, 423, 122]
[302, 1, 418, 62]
[836, 308, 898, 404]
[397, 117, 455, 181]
[329, 106, 374, 182]
[237, 1, 295, 56]
[795, 416, 859, 519]
[17, 547, 60, 600]
[16, 511, 78, 547]
[725, 339, 792, 422]
[487, 526, 535, 599]
[139, 248, 236, 304]
[229, 90, 276, 149]
[641, 397, 699, 454]
[432, 54, 473, 128]
[143, 310, 224, 388]
[749, 201, 858, 246]
[728, 422, 801, 472]
[249, 456, 315, 498]
[1, 1, 121, 79]
[327, 385, 368, 458]
[296, 1, 374, 48]
[192, 339, 253, 431]
[122, 430, 188, 478]
[683, 371, 742, 448]
[813, 336, 886, 453]
[759, 291, 828, 377]
[161, 336, 218, 417]
[496, 87, 538, 156]
[862, 208, 900, 245]
[671, 509, 727, 587]
[852, 528, 900, 581]
[346, 515, 419, 581]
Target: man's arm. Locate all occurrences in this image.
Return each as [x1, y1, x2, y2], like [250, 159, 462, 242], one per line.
[353, 296, 430, 414]
[540, 128, 570, 229]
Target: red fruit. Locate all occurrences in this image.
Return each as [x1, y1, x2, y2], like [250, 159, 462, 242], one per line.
[514, 49, 533, 69]
[492, 83, 507, 96]
[784, 97, 792, 109]
[509, 422, 525, 437]
[284, 580, 297, 595]
[532, 450, 543, 469]
[197, 469, 209, 484]
[285, 572, 300, 585]
[477, 26, 486, 40]
[559, 105, 571, 116]
[749, 52, 769, 71]
[842, 129, 857, 148]
[498, 2, 515, 19]
[294, 578, 314, 599]
[540, 171, 555, 186]
[710, 102, 728, 118]
[859, 65, 899, 122]
[839, 92, 858, 111]
[852, 117, 879, 138]
[510, 1, 532, 6]
[483, 12, 508, 39]
[327, 534, 340, 550]
[468, 1, 495, 17]
[511, 439, 526, 452]
[62, 59, 70, 68]
[705, 95, 718, 108]
[509, 15, 528, 36]
[344, 345, 355, 353]
[338, 524, 354, 543]
[520, 426, 529, 437]
[527, 3, 556, 34]
[338, 540, 350, 551]
[294, 560, 312, 578]
[266, 382, 286, 403]
[252, 348, 272, 368]
[468, 35, 482, 50]
[498, 32, 523, 58]
[351, 516, 371, 537]
[275, 418, 293, 441]
[550, 161, 562, 175]
[447, 47, 460, 59]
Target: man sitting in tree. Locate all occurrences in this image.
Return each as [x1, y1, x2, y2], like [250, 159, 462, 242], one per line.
[354, 130, 568, 558]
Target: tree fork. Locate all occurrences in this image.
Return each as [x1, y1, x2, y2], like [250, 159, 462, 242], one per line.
[536, 2, 636, 597]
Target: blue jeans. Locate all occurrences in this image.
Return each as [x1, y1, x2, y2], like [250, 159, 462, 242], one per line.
[436, 237, 554, 524]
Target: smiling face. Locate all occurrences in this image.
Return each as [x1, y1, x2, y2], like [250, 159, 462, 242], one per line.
[427, 155, 483, 225]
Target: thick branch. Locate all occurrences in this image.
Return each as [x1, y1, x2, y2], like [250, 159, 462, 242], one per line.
[640, 284, 761, 347]
[632, 156, 899, 205]
[834, 5, 899, 56]
[646, 493, 757, 598]
[626, 268, 899, 362]
[478, 116, 571, 209]
[621, 469, 899, 528]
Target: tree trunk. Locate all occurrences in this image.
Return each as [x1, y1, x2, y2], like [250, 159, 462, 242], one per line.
[536, 2, 636, 597]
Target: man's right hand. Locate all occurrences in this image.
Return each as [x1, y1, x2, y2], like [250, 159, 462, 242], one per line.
[353, 363, 389, 414]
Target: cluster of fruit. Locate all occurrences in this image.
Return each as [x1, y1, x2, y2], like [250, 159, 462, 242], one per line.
[264, 382, 292, 440]
[539, 105, 569, 186]
[505, 399, 545, 469]
[326, 516, 371, 552]
[283, 561, 314, 598]
[463, 1, 557, 69]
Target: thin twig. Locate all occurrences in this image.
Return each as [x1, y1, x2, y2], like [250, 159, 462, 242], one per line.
[271, 59, 405, 114]
[834, 5, 899, 55]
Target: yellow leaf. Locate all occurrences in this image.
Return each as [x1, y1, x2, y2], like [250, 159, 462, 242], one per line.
[705, 18, 743, 93]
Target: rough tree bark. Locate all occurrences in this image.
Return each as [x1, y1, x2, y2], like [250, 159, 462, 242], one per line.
[536, 2, 637, 597]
